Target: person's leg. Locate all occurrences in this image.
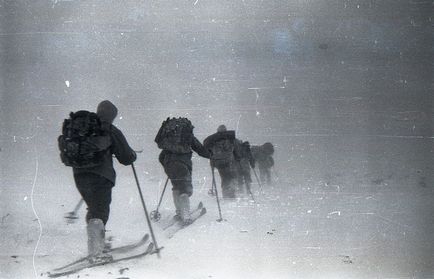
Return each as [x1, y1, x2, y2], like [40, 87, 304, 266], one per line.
[265, 168, 272, 185]
[171, 189, 181, 219]
[227, 162, 238, 198]
[259, 167, 267, 184]
[219, 164, 236, 198]
[244, 169, 252, 194]
[217, 166, 229, 197]
[86, 218, 105, 259]
[75, 174, 113, 225]
[235, 163, 244, 194]
[164, 160, 193, 224]
[92, 186, 112, 225]
[74, 173, 113, 261]
[217, 167, 227, 196]
[75, 185, 93, 224]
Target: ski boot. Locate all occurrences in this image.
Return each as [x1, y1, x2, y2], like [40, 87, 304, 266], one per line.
[87, 219, 113, 264]
[178, 193, 192, 226]
[172, 190, 182, 221]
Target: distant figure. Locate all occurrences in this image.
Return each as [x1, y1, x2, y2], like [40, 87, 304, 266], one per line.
[58, 100, 137, 263]
[235, 140, 255, 195]
[204, 125, 240, 199]
[155, 117, 209, 225]
[251, 142, 274, 185]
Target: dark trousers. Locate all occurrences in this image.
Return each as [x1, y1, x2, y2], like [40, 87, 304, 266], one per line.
[214, 161, 236, 198]
[236, 160, 252, 186]
[74, 173, 114, 225]
[259, 167, 272, 185]
[163, 161, 193, 196]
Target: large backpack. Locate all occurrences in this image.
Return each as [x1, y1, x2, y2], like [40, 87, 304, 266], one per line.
[58, 110, 111, 168]
[211, 139, 234, 168]
[208, 131, 236, 167]
[154, 117, 194, 153]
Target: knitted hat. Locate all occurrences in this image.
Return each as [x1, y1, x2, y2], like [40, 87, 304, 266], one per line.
[97, 100, 118, 124]
[217, 125, 227, 132]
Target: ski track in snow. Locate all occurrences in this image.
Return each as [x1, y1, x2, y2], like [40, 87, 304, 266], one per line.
[30, 147, 43, 278]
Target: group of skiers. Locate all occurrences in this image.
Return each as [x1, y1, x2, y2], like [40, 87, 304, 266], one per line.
[58, 100, 275, 263]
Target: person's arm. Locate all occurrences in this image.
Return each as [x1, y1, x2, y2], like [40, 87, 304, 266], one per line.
[203, 134, 214, 151]
[192, 136, 210, 159]
[110, 125, 137, 165]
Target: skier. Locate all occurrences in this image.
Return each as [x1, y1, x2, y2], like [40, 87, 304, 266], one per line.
[203, 125, 240, 199]
[235, 140, 255, 195]
[155, 117, 209, 225]
[251, 142, 274, 185]
[58, 100, 137, 263]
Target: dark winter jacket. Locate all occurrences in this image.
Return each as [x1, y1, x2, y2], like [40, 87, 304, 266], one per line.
[159, 136, 210, 170]
[236, 140, 255, 169]
[73, 124, 136, 184]
[251, 144, 274, 169]
[73, 101, 136, 184]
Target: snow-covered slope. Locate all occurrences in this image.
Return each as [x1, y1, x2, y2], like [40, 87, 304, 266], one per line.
[2, 155, 434, 279]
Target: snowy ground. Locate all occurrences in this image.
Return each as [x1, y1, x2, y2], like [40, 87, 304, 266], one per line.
[1, 134, 433, 279]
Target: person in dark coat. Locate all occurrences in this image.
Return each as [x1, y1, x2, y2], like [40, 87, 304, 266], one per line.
[73, 100, 136, 262]
[251, 142, 274, 185]
[203, 125, 240, 199]
[156, 119, 209, 225]
[235, 140, 255, 195]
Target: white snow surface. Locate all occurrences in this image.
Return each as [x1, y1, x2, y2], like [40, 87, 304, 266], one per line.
[1, 136, 434, 278]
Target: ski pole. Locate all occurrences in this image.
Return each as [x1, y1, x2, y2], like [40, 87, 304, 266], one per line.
[150, 177, 169, 222]
[131, 163, 162, 258]
[245, 180, 256, 203]
[252, 167, 264, 192]
[64, 199, 84, 223]
[72, 199, 84, 214]
[211, 164, 224, 222]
